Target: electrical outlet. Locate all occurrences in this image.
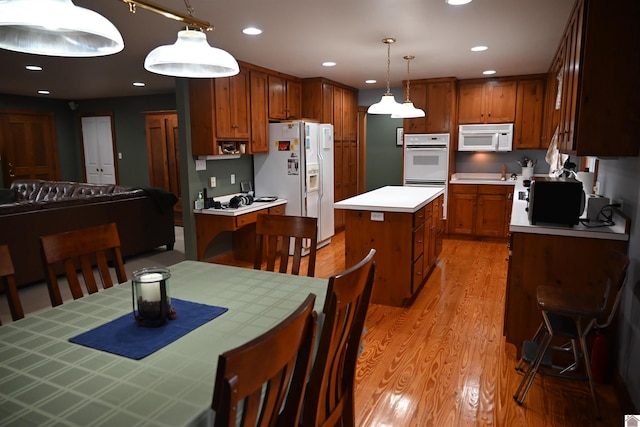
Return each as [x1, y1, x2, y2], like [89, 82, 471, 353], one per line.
[230, 174, 236, 184]
[210, 177, 216, 188]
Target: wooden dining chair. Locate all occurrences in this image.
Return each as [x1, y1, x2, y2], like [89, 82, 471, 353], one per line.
[302, 249, 376, 427]
[40, 222, 127, 307]
[212, 293, 318, 427]
[254, 214, 318, 277]
[0, 244, 25, 325]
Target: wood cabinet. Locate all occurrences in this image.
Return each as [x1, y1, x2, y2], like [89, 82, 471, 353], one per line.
[458, 79, 517, 124]
[268, 75, 302, 120]
[302, 78, 359, 231]
[249, 70, 269, 153]
[448, 184, 513, 238]
[144, 111, 182, 225]
[514, 77, 545, 149]
[189, 70, 251, 156]
[403, 77, 457, 134]
[342, 195, 441, 307]
[547, 0, 639, 156]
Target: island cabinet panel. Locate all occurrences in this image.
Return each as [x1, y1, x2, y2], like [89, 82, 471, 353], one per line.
[341, 195, 441, 307]
[505, 232, 628, 358]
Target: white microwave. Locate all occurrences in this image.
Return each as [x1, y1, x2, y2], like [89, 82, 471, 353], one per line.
[458, 123, 513, 152]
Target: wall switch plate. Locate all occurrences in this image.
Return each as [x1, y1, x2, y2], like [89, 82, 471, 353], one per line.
[195, 159, 206, 171]
[118, 152, 123, 160]
[371, 212, 384, 222]
[230, 174, 236, 184]
[210, 177, 216, 188]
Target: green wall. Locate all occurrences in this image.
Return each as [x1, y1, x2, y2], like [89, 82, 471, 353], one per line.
[365, 114, 404, 191]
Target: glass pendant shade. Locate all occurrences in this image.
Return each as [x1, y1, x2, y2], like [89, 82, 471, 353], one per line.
[144, 29, 239, 78]
[368, 93, 403, 115]
[0, 0, 124, 57]
[391, 101, 426, 118]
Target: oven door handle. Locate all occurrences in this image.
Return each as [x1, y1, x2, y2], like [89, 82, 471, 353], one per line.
[405, 145, 448, 150]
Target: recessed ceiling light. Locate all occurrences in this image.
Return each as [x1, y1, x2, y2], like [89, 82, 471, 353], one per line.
[25, 65, 42, 71]
[483, 70, 497, 75]
[471, 45, 488, 52]
[365, 79, 376, 84]
[133, 82, 146, 87]
[38, 90, 50, 95]
[242, 27, 262, 35]
[445, 0, 472, 5]
[322, 61, 336, 67]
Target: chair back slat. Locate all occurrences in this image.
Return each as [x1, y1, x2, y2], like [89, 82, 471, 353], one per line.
[254, 214, 318, 277]
[303, 249, 376, 427]
[40, 223, 127, 306]
[0, 244, 25, 324]
[212, 293, 317, 427]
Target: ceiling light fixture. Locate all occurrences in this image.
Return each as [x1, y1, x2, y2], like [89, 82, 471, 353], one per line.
[0, 0, 124, 57]
[483, 70, 497, 75]
[391, 55, 425, 119]
[445, 0, 472, 5]
[471, 45, 488, 52]
[123, 0, 239, 78]
[368, 37, 403, 115]
[242, 27, 262, 35]
[322, 61, 336, 67]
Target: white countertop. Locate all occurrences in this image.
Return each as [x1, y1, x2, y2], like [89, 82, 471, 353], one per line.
[334, 185, 444, 213]
[508, 177, 629, 241]
[450, 172, 518, 185]
[194, 193, 286, 216]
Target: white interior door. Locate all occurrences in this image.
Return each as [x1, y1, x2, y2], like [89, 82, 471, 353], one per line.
[81, 116, 116, 184]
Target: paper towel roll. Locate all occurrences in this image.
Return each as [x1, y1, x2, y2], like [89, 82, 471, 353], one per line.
[576, 172, 594, 195]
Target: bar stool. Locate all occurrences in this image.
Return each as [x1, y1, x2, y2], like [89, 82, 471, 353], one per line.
[513, 249, 629, 418]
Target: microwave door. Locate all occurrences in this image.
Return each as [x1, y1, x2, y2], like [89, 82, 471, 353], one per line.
[459, 132, 498, 151]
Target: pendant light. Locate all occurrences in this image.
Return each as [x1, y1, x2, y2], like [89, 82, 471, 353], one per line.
[391, 55, 426, 118]
[367, 37, 403, 115]
[144, 28, 239, 78]
[139, 0, 239, 78]
[0, 0, 123, 57]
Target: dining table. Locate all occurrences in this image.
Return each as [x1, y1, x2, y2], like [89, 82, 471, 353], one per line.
[0, 260, 328, 427]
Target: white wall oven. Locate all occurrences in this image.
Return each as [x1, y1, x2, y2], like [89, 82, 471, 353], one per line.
[403, 133, 450, 217]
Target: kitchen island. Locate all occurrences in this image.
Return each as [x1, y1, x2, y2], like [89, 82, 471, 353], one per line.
[335, 186, 444, 306]
[504, 177, 630, 356]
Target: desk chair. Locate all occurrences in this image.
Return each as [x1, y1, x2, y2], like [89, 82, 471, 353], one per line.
[513, 249, 630, 418]
[303, 249, 376, 427]
[254, 214, 318, 277]
[212, 293, 317, 427]
[40, 223, 127, 307]
[0, 244, 24, 324]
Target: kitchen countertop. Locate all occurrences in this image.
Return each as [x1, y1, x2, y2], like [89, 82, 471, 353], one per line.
[334, 185, 444, 213]
[509, 177, 629, 241]
[194, 193, 286, 216]
[450, 172, 518, 185]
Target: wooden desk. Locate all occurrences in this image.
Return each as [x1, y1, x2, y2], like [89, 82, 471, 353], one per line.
[194, 199, 286, 261]
[0, 261, 327, 427]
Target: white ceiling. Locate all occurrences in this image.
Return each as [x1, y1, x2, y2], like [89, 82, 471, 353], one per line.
[0, 0, 575, 101]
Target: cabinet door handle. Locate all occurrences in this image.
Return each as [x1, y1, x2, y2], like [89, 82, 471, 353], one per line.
[8, 162, 15, 177]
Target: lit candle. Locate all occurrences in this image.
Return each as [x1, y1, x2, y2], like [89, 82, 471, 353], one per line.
[139, 272, 163, 302]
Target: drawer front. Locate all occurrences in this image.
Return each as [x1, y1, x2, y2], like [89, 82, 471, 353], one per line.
[412, 254, 424, 294]
[450, 184, 478, 194]
[478, 184, 509, 195]
[235, 211, 259, 228]
[413, 223, 425, 261]
[268, 205, 286, 215]
[413, 206, 427, 227]
[424, 201, 433, 218]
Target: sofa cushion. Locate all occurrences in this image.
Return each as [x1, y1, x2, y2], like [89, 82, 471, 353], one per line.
[36, 181, 77, 202]
[72, 183, 115, 197]
[10, 179, 44, 201]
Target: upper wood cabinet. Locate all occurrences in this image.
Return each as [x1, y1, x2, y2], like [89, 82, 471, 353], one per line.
[514, 77, 545, 150]
[458, 79, 517, 124]
[403, 77, 456, 134]
[189, 70, 251, 156]
[268, 75, 302, 120]
[547, 0, 639, 156]
[249, 70, 269, 154]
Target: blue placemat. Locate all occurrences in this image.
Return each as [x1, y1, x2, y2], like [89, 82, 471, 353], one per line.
[69, 298, 228, 360]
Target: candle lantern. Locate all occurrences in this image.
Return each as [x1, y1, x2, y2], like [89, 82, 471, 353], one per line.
[131, 267, 174, 327]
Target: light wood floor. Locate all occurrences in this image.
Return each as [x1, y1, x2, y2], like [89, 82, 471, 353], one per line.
[221, 231, 626, 426]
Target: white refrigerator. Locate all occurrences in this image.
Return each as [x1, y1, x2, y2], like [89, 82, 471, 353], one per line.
[253, 121, 335, 251]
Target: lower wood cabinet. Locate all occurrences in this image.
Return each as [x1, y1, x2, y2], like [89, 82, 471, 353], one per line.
[448, 184, 513, 238]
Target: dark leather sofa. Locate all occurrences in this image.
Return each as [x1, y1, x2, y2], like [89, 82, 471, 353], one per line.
[0, 179, 177, 287]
